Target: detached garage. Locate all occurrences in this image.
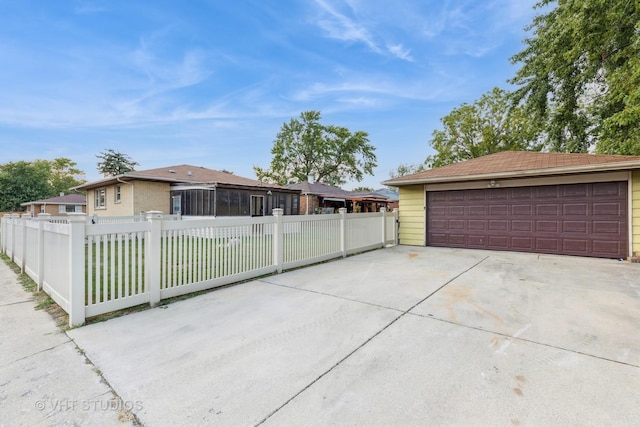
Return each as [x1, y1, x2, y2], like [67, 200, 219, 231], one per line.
[384, 151, 640, 259]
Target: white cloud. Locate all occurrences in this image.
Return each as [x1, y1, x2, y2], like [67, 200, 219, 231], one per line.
[313, 0, 381, 53]
[387, 44, 413, 61]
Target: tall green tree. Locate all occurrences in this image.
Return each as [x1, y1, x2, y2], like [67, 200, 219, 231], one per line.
[254, 111, 377, 187]
[0, 158, 86, 212]
[96, 149, 139, 177]
[0, 161, 52, 212]
[34, 158, 86, 194]
[510, 0, 640, 154]
[426, 88, 540, 168]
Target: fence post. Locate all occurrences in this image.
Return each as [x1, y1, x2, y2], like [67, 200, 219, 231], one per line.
[68, 214, 86, 327]
[380, 207, 387, 248]
[19, 213, 31, 272]
[146, 211, 163, 306]
[273, 209, 284, 273]
[9, 214, 19, 262]
[393, 208, 399, 246]
[339, 207, 347, 258]
[36, 213, 51, 291]
[0, 216, 5, 253]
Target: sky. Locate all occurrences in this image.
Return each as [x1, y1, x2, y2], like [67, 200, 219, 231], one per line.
[0, 0, 542, 190]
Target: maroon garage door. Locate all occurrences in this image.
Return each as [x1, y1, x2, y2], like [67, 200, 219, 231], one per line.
[427, 182, 628, 259]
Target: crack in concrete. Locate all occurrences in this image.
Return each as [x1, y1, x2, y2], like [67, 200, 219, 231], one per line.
[0, 339, 71, 369]
[409, 313, 640, 369]
[255, 255, 490, 426]
[257, 279, 404, 313]
[0, 299, 35, 308]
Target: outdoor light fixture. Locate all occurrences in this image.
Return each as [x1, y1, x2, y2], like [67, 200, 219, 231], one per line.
[488, 180, 499, 188]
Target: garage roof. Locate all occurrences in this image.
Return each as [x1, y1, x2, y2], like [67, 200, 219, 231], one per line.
[384, 151, 640, 186]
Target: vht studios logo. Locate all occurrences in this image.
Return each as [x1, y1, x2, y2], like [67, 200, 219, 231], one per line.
[35, 398, 143, 412]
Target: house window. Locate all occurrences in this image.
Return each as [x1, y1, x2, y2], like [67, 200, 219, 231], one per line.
[115, 185, 121, 203]
[95, 188, 106, 209]
[58, 205, 79, 213]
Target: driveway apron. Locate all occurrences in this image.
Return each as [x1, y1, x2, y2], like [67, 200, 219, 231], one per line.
[67, 246, 640, 426]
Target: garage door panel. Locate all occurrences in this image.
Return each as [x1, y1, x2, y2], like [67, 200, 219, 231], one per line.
[511, 187, 533, 198]
[488, 191, 508, 200]
[563, 239, 588, 254]
[489, 205, 509, 215]
[563, 204, 587, 216]
[468, 190, 487, 200]
[430, 219, 447, 230]
[592, 202, 621, 216]
[563, 184, 588, 197]
[535, 238, 560, 251]
[592, 221, 621, 234]
[426, 182, 627, 259]
[429, 233, 448, 244]
[488, 236, 509, 248]
[512, 205, 532, 215]
[449, 220, 465, 230]
[467, 235, 486, 246]
[592, 240, 623, 256]
[469, 206, 486, 216]
[511, 237, 533, 250]
[489, 220, 508, 231]
[430, 206, 446, 216]
[535, 187, 560, 198]
[562, 221, 588, 233]
[536, 221, 558, 232]
[593, 182, 624, 196]
[537, 205, 558, 215]
[511, 220, 532, 232]
[468, 220, 486, 230]
[448, 234, 466, 245]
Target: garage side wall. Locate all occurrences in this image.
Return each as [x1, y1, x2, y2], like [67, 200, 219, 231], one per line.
[398, 185, 425, 246]
[633, 171, 640, 256]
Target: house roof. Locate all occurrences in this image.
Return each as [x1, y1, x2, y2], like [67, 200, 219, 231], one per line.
[74, 164, 296, 192]
[21, 193, 86, 206]
[285, 182, 388, 201]
[383, 151, 640, 186]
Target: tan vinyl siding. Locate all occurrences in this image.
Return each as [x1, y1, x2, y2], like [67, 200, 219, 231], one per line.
[633, 171, 640, 256]
[398, 185, 425, 246]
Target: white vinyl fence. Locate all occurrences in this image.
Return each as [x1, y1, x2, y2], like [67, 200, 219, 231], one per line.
[2, 208, 398, 326]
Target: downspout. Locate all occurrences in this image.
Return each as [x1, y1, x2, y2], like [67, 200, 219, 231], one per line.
[305, 193, 309, 215]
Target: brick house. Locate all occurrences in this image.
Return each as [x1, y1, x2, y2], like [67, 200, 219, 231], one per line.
[285, 181, 389, 214]
[73, 165, 301, 217]
[21, 193, 86, 216]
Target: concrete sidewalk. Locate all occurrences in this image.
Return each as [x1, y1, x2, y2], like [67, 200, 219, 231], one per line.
[0, 259, 136, 427]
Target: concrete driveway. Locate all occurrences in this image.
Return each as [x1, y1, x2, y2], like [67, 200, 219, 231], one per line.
[68, 246, 640, 426]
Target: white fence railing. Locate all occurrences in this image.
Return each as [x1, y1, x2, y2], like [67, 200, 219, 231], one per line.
[1, 208, 398, 326]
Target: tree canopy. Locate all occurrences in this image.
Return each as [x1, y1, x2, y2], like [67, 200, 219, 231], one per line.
[426, 88, 540, 168]
[96, 149, 139, 177]
[510, 0, 640, 154]
[254, 111, 377, 187]
[0, 158, 85, 212]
